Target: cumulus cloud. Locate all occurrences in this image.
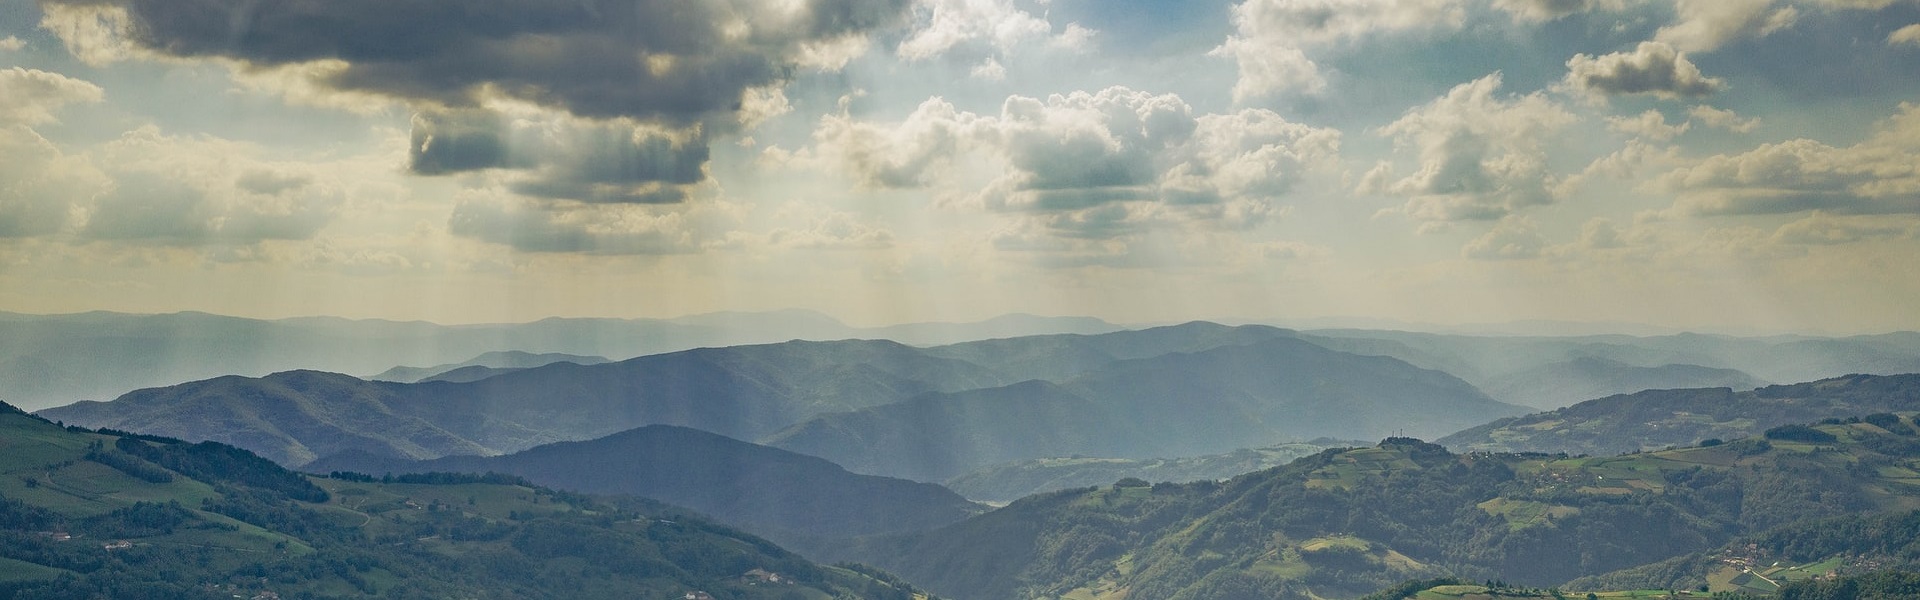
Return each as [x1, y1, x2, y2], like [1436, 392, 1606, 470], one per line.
[1661, 103, 1920, 216]
[0, 67, 104, 127]
[0, 129, 103, 238]
[1213, 0, 1464, 101]
[1607, 110, 1689, 141]
[1368, 73, 1577, 223]
[39, 0, 912, 225]
[79, 127, 345, 245]
[810, 87, 1337, 239]
[1655, 0, 1798, 52]
[1564, 42, 1725, 100]
[1492, 0, 1624, 22]
[408, 108, 709, 204]
[40, 0, 907, 125]
[1688, 105, 1761, 132]
[0, 69, 106, 238]
[897, 0, 1087, 60]
[1891, 24, 1920, 47]
[0, 36, 24, 51]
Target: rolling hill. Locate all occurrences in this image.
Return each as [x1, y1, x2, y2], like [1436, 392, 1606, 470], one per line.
[1438, 373, 1920, 455]
[1479, 357, 1766, 411]
[766, 338, 1527, 482]
[0, 400, 925, 599]
[839, 413, 1920, 600]
[944, 441, 1352, 504]
[305, 425, 985, 548]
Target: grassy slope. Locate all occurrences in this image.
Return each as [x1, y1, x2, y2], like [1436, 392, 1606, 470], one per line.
[848, 414, 1920, 600]
[0, 404, 924, 599]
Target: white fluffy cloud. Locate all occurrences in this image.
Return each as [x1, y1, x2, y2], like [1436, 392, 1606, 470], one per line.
[1655, 0, 1799, 52]
[0, 67, 104, 127]
[1891, 24, 1920, 47]
[1661, 103, 1920, 216]
[896, 0, 1090, 61]
[1564, 42, 1725, 100]
[1213, 0, 1464, 101]
[808, 87, 1339, 239]
[79, 127, 347, 245]
[1368, 73, 1577, 223]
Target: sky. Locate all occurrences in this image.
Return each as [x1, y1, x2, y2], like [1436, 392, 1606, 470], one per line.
[0, 0, 1917, 333]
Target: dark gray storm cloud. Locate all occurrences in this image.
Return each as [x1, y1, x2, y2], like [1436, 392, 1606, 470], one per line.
[410, 108, 709, 204]
[63, 0, 911, 125]
[56, 0, 911, 209]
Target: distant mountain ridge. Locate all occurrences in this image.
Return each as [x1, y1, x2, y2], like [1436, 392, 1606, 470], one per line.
[765, 337, 1527, 481]
[1480, 356, 1766, 410]
[307, 424, 985, 548]
[1438, 373, 1920, 455]
[368, 350, 611, 383]
[0, 309, 1124, 411]
[41, 338, 1014, 467]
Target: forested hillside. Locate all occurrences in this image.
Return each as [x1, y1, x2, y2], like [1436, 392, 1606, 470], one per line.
[843, 415, 1920, 600]
[1440, 374, 1920, 455]
[0, 401, 925, 599]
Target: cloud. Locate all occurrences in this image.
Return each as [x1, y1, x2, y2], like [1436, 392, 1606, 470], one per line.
[41, 0, 908, 125]
[0, 68, 105, 127]
[897, 0, 1087, 60]
[1564, 42, 1725, 100]
[1661, 103, 1920, 216]
[1607, 110, 1689, 141]
[447, 191, 719, 255]
[816, 87, 1336, 232]
[0, 37, 24, 51]
[1368, 73, 1577, 223]
[1771, 211, 1919, 245]
[1492, 0, 1624, 22]
[1655, 0, 1798, 52]
[0, 69, 106, 238]
[1891, 24, 1920, 47]
[78, 127, 346, 245]
[39, 0, 912, 219]
[1462, 216, 1547, 260]
[0, 129, 104, 238]
[409, 108, 708, 204]
[1213, 0, 1464, 101]
[808, 96, 981, 189]
[1687, 105, 1760, 132]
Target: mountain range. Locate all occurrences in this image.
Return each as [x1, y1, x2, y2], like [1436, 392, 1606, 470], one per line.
[766, 337, 1522, 481]
[41, 323, 1525, 479]
[0, 309, 1123, 411]
[1439, 373, 1920, 455]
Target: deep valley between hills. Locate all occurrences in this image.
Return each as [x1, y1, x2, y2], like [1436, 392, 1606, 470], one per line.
[8, 316, 1920, 599]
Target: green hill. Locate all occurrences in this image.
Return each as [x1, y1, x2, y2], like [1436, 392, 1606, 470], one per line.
[1439, 374, 1920, 455]
[841, 414, 1920, 600]
[0, 401, 925, 599]
[306, 425, 986, 549]
[945, 442, 1351, 504]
